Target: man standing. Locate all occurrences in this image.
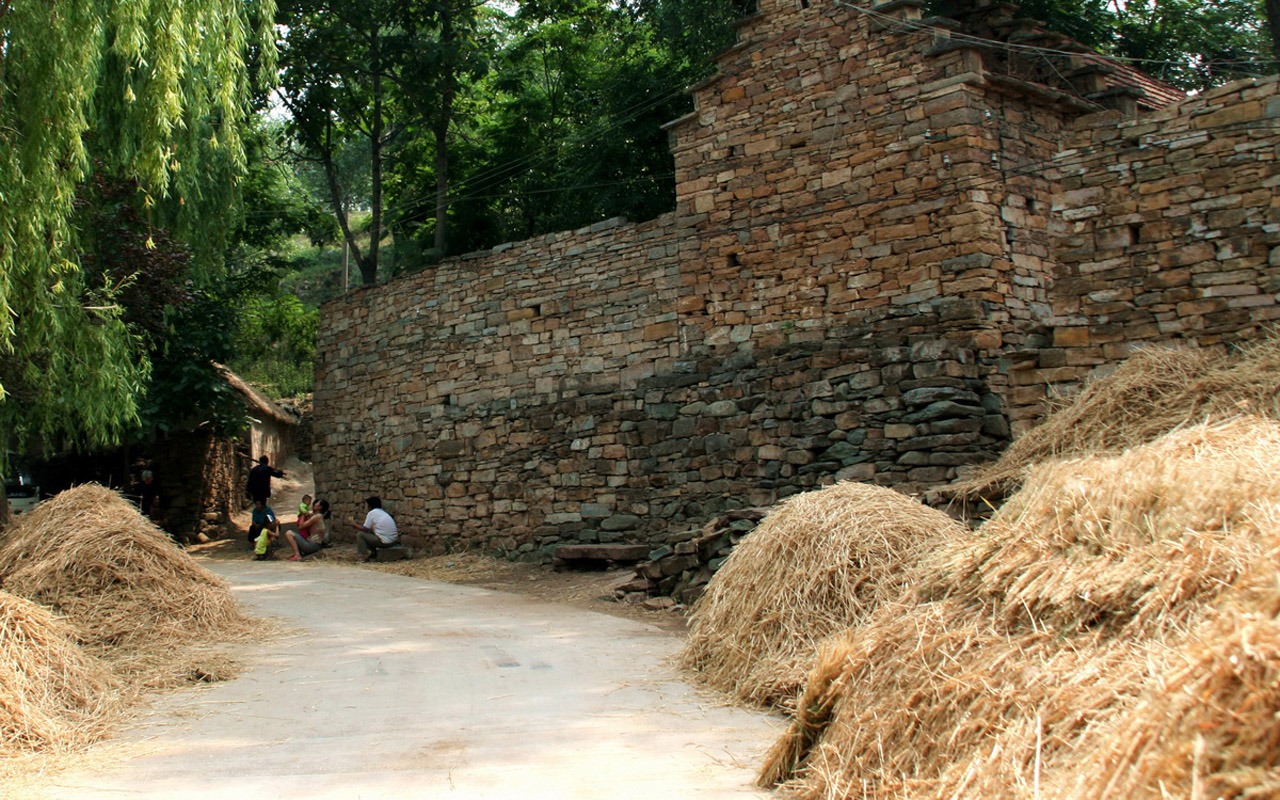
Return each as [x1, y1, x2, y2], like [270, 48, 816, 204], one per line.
[138, 469, 159, 520]
[246, 455, 284, 504]
[350, 496, 399, 562]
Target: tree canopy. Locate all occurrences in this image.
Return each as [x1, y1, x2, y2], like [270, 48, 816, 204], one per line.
[957, 0, 1274, 91]
[0, 0, 275, 470]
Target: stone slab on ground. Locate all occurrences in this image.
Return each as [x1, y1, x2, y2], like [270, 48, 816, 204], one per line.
[373, 544, 411, 562]
[554, 543, 651, 563]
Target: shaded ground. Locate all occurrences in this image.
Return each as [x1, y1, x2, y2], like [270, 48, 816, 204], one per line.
[191, 456, 686, 632]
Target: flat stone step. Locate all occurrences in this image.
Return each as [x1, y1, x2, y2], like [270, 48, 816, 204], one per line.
[554, 544, 651, 563]
[373, 545, 411, 562]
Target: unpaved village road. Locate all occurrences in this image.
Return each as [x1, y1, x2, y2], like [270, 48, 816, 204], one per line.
[33, 560, 781, 799]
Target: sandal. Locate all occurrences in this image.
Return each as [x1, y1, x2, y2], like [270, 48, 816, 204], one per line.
[289, 555, 302, 562]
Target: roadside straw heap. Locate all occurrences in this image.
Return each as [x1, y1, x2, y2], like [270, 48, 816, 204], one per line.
[760, 417, 1280, 799]
[0, 483, 257, 691]
[678, 481, 965, 711]
[1068, 553, 1280, 799]
[950, 339, 1280, 502]
[0, 590, 126, 757]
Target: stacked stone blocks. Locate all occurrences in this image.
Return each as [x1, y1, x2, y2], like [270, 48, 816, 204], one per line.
[314, 0, 1280, 557]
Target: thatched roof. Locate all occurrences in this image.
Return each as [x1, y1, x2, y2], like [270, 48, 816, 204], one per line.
[215, 364, 299, 427]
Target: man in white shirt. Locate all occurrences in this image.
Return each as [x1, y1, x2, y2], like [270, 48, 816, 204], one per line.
[350, 496, 399, 562]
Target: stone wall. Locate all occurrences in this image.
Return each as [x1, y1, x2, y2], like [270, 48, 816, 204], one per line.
[314, 0, 1280, 558]
[315, 216, 690, 553]
[1009, 76, 1280, 429]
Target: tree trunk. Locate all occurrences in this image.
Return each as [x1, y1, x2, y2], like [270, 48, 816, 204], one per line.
[433, 3, 457, 258]
[318, 119, 369, 288]
[366, 27, 384, 286]
[1267, 0, 1280, 70]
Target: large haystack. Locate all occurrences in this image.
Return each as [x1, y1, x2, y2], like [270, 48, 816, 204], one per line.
[929, 418, 1280, 637]
[952, 338, 1280, 501]
[760, 601, 1162, 799]
[0, 484, 256, 684]
[679, 481, 965, 710]
[762, 418, 1280, 798]
[0, 589, 126, 757]
[1062, 554, 1280, 799]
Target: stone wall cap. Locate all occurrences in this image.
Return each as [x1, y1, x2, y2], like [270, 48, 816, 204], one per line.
[871, 0, 927, 12]
[660, 110, 699, 131]
[987, 72, 1102, 113]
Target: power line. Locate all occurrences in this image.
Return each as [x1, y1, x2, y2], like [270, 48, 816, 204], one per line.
[256, 0, 1276, 236]
[833, 0, 1276, 75]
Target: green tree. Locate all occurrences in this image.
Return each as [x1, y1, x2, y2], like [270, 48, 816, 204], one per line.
[0, 0, 274, 479]
[940, 0, 1274, 90]
[277, 0, 496, 276]
[1106, 0, 1270, 89]
[277, 0, 406, 285]
[231, 293, 320, 398]
[424, 0, 723, 249]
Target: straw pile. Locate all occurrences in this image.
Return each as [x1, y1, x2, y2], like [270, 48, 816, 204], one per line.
[762, 418, 1280, 798]
[678, 481, 965, 711]
[951, 339, 1280, 501]
[1064, 556, 1280, 799]
[0, 484, 256, 685]
[0, 590, 126, 757]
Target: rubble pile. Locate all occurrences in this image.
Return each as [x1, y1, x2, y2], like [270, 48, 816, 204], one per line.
[613, 509, 767, 607]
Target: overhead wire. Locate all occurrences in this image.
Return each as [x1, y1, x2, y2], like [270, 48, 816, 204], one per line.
[377, 79, 695, 220]
[429, 0, 1273, 216]
[257, 0, 1276, 235]
[833, 0, 1277, 75]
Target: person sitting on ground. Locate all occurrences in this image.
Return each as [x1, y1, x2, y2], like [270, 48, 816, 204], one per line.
[350, 496, 398, 563]
[286, 499, 331, 561]
[300, 499, 333, 547]
[249, 499, 280, 560]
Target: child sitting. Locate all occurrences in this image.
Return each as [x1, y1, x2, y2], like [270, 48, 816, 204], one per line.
[249, 499, 280, 560]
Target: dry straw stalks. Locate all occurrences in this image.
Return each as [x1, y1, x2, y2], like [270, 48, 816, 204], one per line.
[0, 590, 126, 756]
[0, 484, 257, 761]
[950, 338, 1280, 502]
[679, 481, 966, 712]
[757, 416, 1280, 798]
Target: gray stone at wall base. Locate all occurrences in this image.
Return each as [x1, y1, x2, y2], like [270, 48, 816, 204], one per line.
[903, 401, 987, 424]
[982, 414, 1012, 438]
[648, 544, 675, 561]
[901, 386, 982, 407]
[601, 514, 641, 532]
[555, 543, 651, 562]
[373, 545, 411, 562]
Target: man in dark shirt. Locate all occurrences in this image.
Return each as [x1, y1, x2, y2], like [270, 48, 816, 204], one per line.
[246, 456, 284, 504]
[139, 469, 159, 519]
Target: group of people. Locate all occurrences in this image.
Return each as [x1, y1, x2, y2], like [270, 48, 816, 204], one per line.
[246, 455, 400, 563]
[248, 492, 332, 561]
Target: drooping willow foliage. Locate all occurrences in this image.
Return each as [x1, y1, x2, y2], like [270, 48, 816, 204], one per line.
[0, 0, 275, 465]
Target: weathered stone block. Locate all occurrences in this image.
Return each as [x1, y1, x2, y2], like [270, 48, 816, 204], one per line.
[372, 545, 411, 562]
[555, 543, 650, 562]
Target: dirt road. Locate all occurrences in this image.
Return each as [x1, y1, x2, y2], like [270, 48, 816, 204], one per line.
[28, 460, 781, 799]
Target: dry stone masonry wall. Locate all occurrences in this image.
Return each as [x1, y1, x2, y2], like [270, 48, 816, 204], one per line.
[1010, 78, 1280, 427]
[315, 0, 1280, 558]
